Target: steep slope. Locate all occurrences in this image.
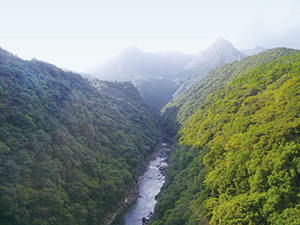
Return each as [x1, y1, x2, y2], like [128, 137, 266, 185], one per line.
[132, 77, 180, 117]
[0, 47, 161, 224]
[153, 48, 300, 224]
[84, 46, 192, 117]
[160, 48, 289, 137]
[173, 37, 247, 97]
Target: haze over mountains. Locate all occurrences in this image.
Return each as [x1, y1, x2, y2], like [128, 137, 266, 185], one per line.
[240, 46, 266, 56]
[2, 35, 300, 225]
[173, 37, 248, 97]
[85, 37, 257, 116]
[85, 46, 192, 81]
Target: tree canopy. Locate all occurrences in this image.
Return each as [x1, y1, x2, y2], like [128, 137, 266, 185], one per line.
[153, 48, 300, 224]
[0, 47, 161, 224]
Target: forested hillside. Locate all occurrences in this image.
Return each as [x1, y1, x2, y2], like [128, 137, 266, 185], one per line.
[0, 47, 161, 224]
[2, 43, 300, 225]
[153, 48, 300, 224]
[160, 48, 292, 137]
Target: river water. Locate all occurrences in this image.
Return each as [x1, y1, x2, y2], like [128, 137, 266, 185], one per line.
[123, 145, 169, 225]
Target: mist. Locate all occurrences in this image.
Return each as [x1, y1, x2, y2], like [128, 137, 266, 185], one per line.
[0, 0, 299, 71]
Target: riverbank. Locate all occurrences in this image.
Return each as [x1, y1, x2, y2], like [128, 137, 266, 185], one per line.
[124, 142, 170, 225]
[105, 141, 169, 225]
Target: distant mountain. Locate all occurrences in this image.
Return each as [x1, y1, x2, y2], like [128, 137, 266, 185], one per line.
[185, 37, 245, 70]
[85, 46, 192, 81]
[85, 46, 193, 117]
[173, 37, 247, 97]
[240, 46, 266, 55]
[84, 38, 247, 116]
[76, 72, 93, 79]
[153, 50, 193, 68]
[62, 68, 93, 79]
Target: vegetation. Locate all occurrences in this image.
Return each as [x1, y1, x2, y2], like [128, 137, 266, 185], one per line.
[153, 48, 300, 224]
[132, 77, 180, 117]
[0, 47, 161, 224]
[2, 43, 300, 225]
[160, 48, 293, 137]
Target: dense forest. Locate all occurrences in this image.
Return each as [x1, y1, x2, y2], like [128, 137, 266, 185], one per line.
[0, 47, 161, 224]
[160, 48, 292, 137]
[152, 48, 300, 224]
[1, 44, 300, 225]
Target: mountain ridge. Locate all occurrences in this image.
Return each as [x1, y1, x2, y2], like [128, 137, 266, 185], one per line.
[2, 43, 300, 225]
[84, 46, 191, 81]
[240, 45, 266, 56]
[84, 46, 194, 117]
[83, 38, 250, 116]
[185, 36, 246, 70]
[172, 37, 247, 97]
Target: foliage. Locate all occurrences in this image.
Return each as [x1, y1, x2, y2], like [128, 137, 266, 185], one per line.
[159, 48, 293, 137]
[132, 77, 180, 117]
[0, 47, 161, 224]
[153, 48, 300, 224]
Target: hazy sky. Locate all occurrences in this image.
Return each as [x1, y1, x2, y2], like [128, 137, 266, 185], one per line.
[1, 0, 300, 71]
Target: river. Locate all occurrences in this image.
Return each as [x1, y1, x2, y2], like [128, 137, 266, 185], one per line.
[123, 143, 169, 225]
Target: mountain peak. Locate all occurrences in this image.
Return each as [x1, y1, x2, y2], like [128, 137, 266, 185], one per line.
[215, 36, 226, 42]
[209, 36, 233, 49]
[184, 37, 246, 72]
[119, 46, 143, 55]
[114, 46, 145, 62]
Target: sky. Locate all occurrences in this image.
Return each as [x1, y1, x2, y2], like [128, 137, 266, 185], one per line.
[1, 0, 300, 72]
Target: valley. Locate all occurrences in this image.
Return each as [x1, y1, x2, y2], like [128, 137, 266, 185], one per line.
[1, 38, 300, 225]
[84, 37, 250, 117]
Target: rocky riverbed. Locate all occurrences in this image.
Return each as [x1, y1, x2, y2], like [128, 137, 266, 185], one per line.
[123, 143, 170, 225]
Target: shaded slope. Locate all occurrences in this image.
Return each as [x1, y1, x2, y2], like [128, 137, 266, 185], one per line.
[131, 77, 180, 117]
[85, 46, 192, 117]
[0, 47, 161, 224]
